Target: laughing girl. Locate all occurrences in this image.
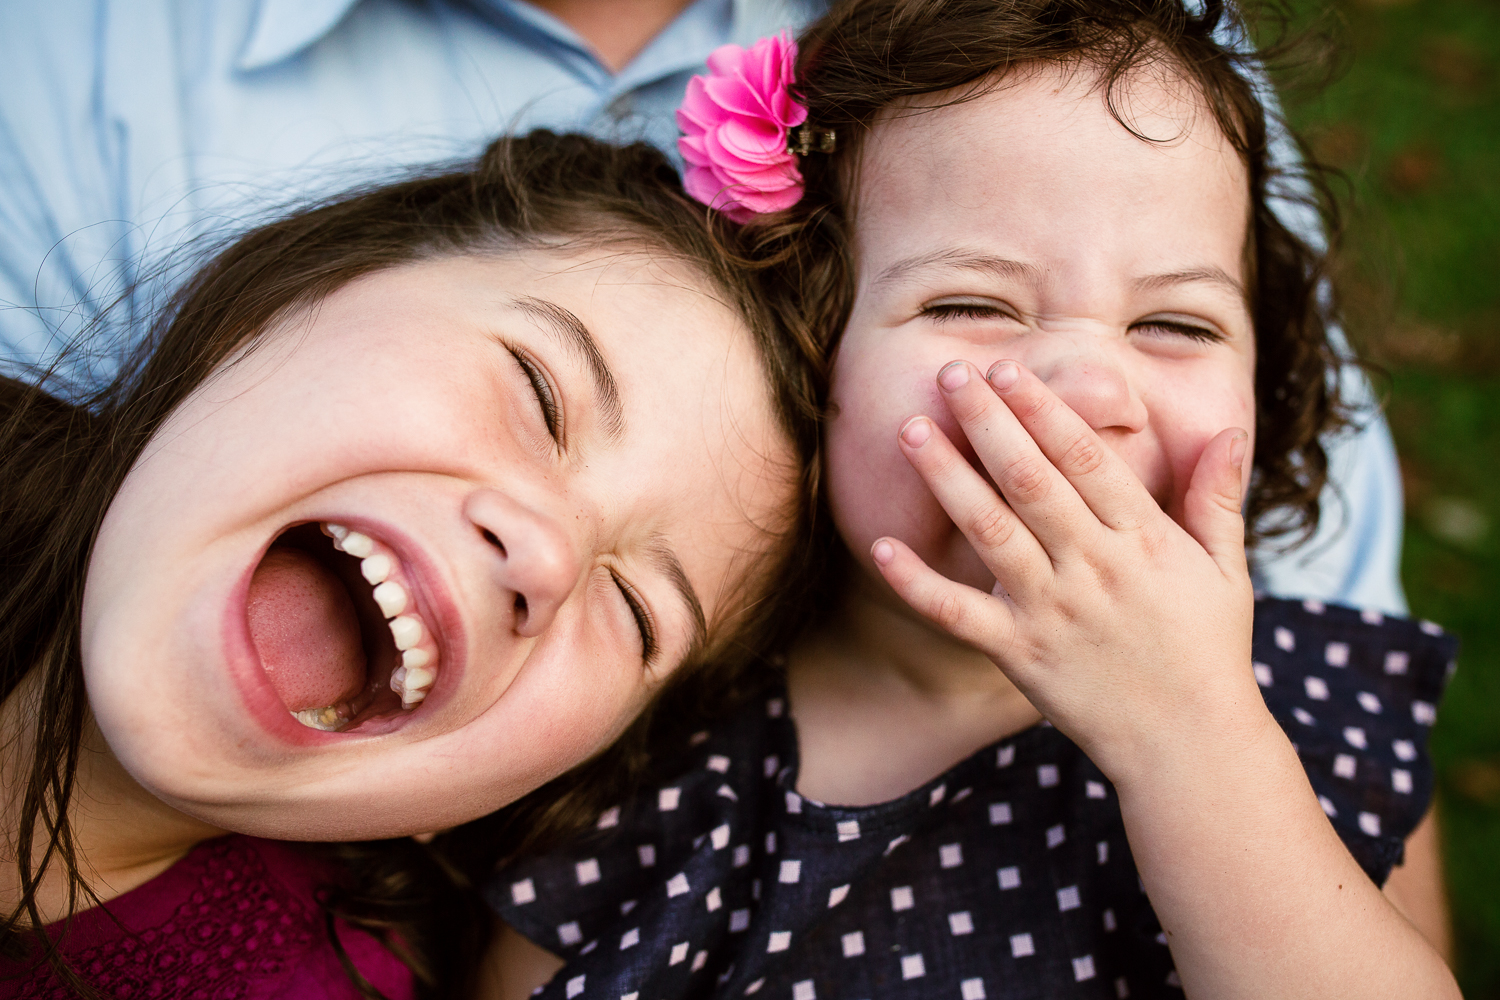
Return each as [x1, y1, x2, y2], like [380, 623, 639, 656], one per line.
[0, 132, 818, 997]
[481, 5, 1460, 999]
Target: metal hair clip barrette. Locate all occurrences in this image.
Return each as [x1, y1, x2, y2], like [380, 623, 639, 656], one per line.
[788, 124, 837, 156]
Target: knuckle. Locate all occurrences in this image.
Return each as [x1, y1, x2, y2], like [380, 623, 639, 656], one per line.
[1212, 490, 1245, 516]
[968, 502, 1017, 550]
[930, 590, 968, 633]
[1138, 523, 1173, 561]
[1059, 432, 1107, 477]
[1012, 389, 1053, 423]
[1000, 456, 1051, 505]
[1187, 482, 1245, 519]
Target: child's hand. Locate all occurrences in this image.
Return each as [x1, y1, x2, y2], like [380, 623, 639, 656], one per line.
[871, 359, 1268, 782]
[874, 359, 1460, 1000]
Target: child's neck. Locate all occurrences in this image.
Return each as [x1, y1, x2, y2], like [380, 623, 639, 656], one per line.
[787, 572, 1042, 807]
[1, 671, 224, 925]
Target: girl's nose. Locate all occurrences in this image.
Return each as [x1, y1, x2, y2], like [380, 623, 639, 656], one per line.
[1026, 342, 1148, 434]
[464, 490, 582, 638]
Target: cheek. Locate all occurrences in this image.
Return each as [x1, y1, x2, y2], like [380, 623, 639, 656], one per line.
[1149, 365, 1256, 512]
[826, 339, 929, 532]
[824, 334, 993, 588]
[521, 621, 653, 762]
[381, 614, 653, 831]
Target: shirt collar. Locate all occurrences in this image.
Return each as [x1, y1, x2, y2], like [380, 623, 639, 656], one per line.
[236, 0, 826, 82]
[237, 0, 362, 71]
[599, 0, 827, 92]
[728, 0, 825, 47]
[468, 0, 737, 92]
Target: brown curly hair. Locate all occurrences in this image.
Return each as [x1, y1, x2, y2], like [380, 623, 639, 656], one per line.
[742, 0, 1351, 548]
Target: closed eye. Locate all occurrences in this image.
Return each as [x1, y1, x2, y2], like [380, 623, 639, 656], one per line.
[610, 570, 659, 663]
[1130, 318, 1225, 343]
[509, 347, 561, 439]
[920, 298, 1020, 323]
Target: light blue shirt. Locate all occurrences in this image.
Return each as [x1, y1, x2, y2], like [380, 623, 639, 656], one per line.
[0, 0, 1406, 613]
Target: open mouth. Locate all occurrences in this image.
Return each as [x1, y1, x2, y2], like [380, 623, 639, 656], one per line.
[246, 522, 440, 733]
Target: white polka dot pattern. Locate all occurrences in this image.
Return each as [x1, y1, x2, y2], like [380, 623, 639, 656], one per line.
[488, 600, 1454, 1000]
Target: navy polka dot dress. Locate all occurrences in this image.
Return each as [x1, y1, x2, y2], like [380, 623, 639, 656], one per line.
[487, 599, 1455, 1000]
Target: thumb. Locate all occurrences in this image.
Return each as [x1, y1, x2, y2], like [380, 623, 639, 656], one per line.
[1183, 428, 1250, 574]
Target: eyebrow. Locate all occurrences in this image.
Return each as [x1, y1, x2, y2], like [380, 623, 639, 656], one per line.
[1133, 266, 1247, 302]
[647, 534, 709, 660]
[512, 296, 625, 443]
[873, 249, 1042, 290]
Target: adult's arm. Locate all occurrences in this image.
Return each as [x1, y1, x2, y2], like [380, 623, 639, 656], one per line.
[1384, 809, 1453, 963]
[474, 921, 565, 1000]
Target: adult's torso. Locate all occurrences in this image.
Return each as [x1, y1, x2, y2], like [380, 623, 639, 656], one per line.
[0, 0, 819, 376]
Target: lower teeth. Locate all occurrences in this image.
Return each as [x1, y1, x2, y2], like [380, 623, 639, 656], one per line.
[292, 705, 347, 731]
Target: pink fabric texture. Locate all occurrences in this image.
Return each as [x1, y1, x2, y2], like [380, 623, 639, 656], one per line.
[676, 32, 808, 222]
[1, 835, 413, 1000]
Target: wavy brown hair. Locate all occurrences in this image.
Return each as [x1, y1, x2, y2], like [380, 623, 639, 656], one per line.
[0, 131, 822, 997]
[745, 0, 1352, 550]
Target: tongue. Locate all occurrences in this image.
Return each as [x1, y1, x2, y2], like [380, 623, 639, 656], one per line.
[247, 546, 368, 712]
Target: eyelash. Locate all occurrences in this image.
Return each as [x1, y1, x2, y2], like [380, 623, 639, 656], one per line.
[510, 348, 560, 438]
[923, 305, 1224, 344]
[921, 302, 1014, 322]
[610, 570, 659, 663]
[1130, 319, 1224, 343]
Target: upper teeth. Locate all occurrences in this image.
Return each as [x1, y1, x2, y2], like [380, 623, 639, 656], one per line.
[372, 580, 407, 617]
[338, 531, 374, 558]
[360, 554, 392, 584]
[389, 615, 423, 650]
[290, 523, 440, 729]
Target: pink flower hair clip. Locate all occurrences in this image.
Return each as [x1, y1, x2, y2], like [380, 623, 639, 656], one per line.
[676, 32, 835, 223]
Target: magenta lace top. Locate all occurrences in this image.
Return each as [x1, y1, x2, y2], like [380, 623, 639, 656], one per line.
[1, 835, 414, 999]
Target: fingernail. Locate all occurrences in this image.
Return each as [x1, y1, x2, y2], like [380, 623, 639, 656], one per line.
[987, 361, 1018, 390]
[871, 539, 895, 566]
[1229, 431, 1249, 468]
[938, 361, 969, 391]
[900, 417, 931, 447]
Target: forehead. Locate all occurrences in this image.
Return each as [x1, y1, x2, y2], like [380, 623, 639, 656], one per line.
[851, 60, 1250, 277]
[313, 248, 775, 430]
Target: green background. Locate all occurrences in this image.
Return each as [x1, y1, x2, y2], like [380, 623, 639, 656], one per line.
[1277, 0, 1499, 992]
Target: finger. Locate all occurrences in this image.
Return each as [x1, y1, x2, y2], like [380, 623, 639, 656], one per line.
[1182, 427, 1250, 575]
[897, 412, 1050, 595]
[935, 360, 1098, 553]
[984, 361, 1159, 532]
[871, 535, 1017, 655]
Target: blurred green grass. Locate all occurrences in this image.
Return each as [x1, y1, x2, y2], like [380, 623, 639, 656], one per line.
[1277, 0, 1500, 992]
